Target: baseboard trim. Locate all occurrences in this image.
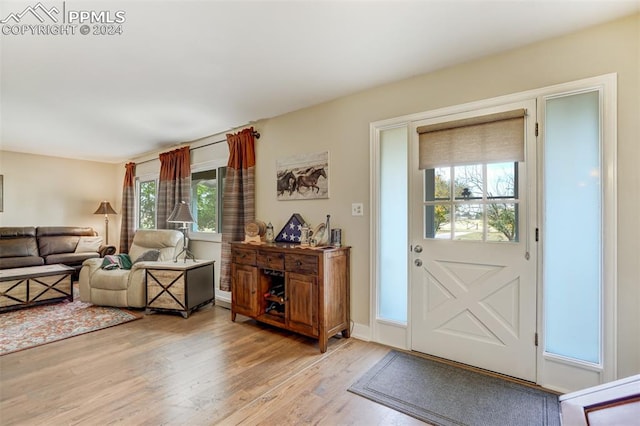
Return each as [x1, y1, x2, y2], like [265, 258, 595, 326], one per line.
[351, 322, 371, 341]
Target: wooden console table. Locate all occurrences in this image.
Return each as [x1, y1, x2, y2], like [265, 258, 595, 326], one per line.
[230, 242, 350, 353]
[145, 260, 215, 318]
[0, 264, 74, 312]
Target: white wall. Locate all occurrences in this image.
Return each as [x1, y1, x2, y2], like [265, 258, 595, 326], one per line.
[0, 151, 120, 243]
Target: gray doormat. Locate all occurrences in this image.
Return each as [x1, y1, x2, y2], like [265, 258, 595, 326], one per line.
[348, 351, 560, 426]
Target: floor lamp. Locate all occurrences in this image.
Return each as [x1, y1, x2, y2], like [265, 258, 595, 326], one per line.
[93, 201, 117, 245]
[167, 200, 196, 262]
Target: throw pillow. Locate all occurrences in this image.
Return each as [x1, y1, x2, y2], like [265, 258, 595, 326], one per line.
[133, 249, 161, 264]
[75, 236, 103, 253]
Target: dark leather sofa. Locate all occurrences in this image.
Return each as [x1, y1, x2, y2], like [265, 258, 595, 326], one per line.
[0, 226, 116, 277]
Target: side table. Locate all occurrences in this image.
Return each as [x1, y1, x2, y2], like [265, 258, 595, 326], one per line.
[145, 260, 215, 318]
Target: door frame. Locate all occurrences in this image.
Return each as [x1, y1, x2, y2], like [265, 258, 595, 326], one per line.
[370, 73, 617, 392]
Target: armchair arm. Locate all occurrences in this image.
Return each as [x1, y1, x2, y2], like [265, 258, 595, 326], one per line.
[78, 258, 104, 302]
[126, 262, 155, 308]
[81, 257, 103, 276]
[99, 245, 116, 257]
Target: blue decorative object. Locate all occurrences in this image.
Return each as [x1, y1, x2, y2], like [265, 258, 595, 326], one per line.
[275, 213, 306, 243]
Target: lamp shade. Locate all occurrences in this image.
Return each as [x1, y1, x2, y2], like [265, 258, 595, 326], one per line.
[167, 201, 194, 223]
[93, 201, 117, 215]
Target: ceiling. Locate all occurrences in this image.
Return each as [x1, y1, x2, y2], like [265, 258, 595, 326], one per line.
[1, 0, 638, 163]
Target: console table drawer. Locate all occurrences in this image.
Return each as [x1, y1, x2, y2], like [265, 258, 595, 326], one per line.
[285, 254, 318, 275]
[257, 250, 284, 270]
[232, 248, 256, 266]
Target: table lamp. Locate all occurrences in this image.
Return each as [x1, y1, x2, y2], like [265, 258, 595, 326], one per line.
[167, 200, 196, 262]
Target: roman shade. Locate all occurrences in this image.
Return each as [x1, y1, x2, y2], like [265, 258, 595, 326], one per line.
[417, 109, 526, 169]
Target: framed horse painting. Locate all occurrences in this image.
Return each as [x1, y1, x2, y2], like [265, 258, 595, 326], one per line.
[276, 151, 329, 200]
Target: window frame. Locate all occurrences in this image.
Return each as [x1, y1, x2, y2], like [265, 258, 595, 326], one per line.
[135, 173, 158, 231]
[189, 159, 227, 243]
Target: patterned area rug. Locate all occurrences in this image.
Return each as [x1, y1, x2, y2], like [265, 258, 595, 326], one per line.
[0, 287, 141, 356]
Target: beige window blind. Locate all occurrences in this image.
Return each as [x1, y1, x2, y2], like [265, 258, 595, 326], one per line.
[417, 109, 526, 169]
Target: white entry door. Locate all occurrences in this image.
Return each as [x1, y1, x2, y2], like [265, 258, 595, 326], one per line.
[410, 101, 538, 382]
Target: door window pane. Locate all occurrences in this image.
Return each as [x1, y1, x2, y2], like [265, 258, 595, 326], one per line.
[454, 164, 483, 199]
[487, 203, 517, 241]
[425, 167, 451, 201]
[487, 162, 517, 198]
[453, 204, 483, 240]
[425, 204, 451, 239]
[424, 162, 518, 242]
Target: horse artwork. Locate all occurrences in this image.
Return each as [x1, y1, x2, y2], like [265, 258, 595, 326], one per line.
[276, 151, 329, 200]
[277, 170, 297, 196]
[296, 167, 326, 194]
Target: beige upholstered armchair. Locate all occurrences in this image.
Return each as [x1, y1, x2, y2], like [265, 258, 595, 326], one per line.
[79, 229, 183, 308]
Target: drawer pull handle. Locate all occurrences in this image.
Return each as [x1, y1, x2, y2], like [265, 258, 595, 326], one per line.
[296, 260, 302, 266]
[267, 257, 272, 262]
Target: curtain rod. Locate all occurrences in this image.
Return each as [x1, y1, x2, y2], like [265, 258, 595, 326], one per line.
[134, 130, 260, 166]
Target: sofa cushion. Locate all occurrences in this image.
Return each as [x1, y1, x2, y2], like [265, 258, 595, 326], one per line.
[37, 227, 96, 256]
[46, 252, 99, 266]
[36, 226, 96, 237]
[0, 256, 45, 269]
[0, 237, 39, 258]
[0, 226, 36, 238]
[0, 227, 39, 259]
[75, 236, 103, 253]
[38, 236, 81, 256]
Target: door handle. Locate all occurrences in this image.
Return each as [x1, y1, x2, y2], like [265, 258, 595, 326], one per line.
[414, 259, 423, 267]
[414, 245, 423, 253]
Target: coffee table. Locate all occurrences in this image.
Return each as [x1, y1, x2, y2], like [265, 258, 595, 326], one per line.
[0, 264, 74, 312]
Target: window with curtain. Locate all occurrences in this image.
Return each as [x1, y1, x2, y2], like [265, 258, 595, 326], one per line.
[418, 109, 525, 242]
[136, 177, 157, 229]
[190, 166, 226, 233]
[134, 167, 227, 233]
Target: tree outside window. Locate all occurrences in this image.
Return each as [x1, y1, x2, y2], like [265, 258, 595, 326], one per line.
[138, 179, 156, 229]
[425, 162, 518, 242]
[191, 167, 226, 233]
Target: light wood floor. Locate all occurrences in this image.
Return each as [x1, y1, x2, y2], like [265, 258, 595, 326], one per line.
[0, 304, 425, 425]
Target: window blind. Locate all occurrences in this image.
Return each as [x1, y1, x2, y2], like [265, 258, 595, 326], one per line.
[417, 109, 526, 169]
